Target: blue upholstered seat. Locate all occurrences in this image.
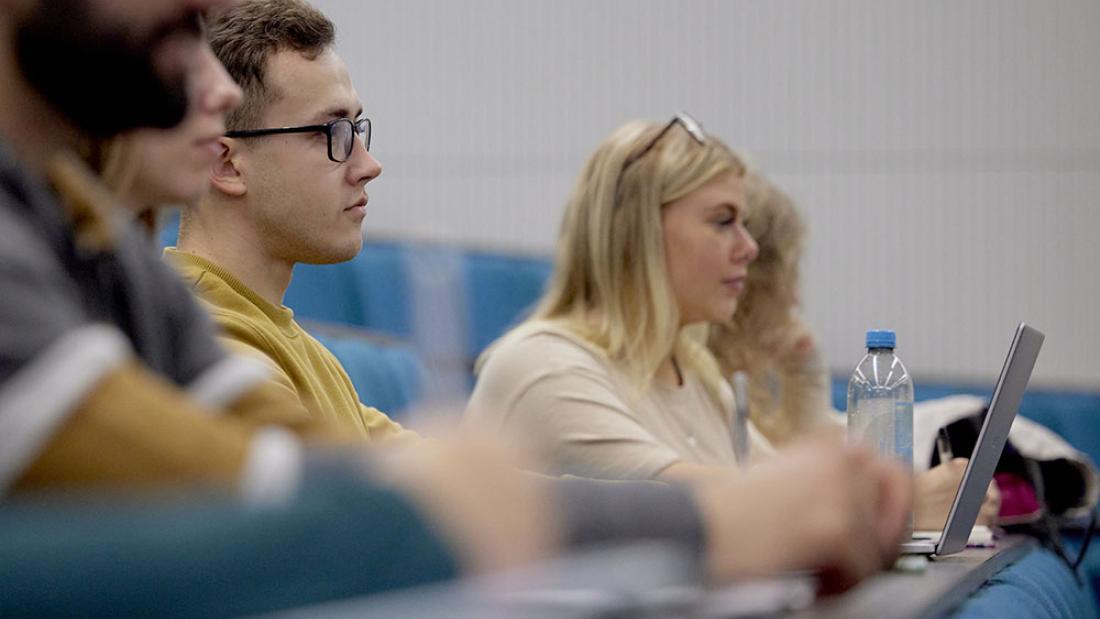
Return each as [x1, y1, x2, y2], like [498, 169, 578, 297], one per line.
[286, 240, 553, 393]
[284, 262, 366, 326]
[309, 328, 424, 418]
[462, 250, 552, 359]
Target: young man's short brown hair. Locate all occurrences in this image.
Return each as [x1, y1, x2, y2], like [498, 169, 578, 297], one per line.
[207, 0, 335, 131]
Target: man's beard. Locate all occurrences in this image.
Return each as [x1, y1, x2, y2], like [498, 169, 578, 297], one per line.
[14, 0, 198, 138]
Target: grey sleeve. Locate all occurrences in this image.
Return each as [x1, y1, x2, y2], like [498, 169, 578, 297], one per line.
[0, 207, 135, 490]
[551, 476, 705, 557]
[0, 209, 87, 384]
[115, 225, 227, 386]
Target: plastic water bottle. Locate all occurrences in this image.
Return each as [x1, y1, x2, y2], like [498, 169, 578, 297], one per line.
[847, 329, 914, 529]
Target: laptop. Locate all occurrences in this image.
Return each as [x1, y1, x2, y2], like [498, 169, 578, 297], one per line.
[900, 322, 1044, 556]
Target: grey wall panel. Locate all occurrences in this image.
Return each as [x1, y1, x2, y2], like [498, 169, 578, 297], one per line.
[314, 0, 1100, 388]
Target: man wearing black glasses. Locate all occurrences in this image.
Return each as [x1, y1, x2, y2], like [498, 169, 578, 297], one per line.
[164, 0, 408, 439]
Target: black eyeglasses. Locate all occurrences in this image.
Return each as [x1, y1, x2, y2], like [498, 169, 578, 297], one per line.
[614, 112, 706, 205]
[225, 117, 371, 163]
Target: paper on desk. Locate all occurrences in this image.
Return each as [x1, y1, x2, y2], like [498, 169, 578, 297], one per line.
[966, 525, 995, 547]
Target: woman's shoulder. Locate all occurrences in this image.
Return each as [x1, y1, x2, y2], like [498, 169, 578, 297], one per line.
[480, 319, 613, 377]
[468, 319, 624, 427]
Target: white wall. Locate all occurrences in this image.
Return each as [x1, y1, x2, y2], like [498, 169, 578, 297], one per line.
[316, 0, 1100, 389]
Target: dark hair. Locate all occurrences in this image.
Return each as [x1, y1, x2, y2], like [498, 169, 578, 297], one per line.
[206, 0, 334, 130]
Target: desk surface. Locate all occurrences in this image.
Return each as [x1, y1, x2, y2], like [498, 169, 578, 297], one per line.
[790, 536, 1036, 619]
[275, 537, 1040, 619]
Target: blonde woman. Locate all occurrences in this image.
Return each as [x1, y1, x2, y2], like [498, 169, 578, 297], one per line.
[709, 172, 1004, 530]
[467, 115, 769, 482]
[708, 173, 834, 447]
[466, 115, 988, 532]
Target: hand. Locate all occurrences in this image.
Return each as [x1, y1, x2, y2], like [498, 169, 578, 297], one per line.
[691, 437, 912, 594]
[914, 459, 1001, 530]
[371, 436, 560, 574]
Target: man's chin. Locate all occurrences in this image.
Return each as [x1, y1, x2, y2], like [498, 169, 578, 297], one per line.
[302, 245, 362, 266]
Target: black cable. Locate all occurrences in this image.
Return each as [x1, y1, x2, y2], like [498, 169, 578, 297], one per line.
[1025, 459, 1082, 585]
[1071, 507, 1098, 572]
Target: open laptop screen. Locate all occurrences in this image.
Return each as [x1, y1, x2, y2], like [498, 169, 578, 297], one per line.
[936, 322, 1044, 555]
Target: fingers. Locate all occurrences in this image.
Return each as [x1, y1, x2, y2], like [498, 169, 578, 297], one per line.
[871, 458, 914, 566]
[839, 446, 909, 570]
[697, 440, 911, 594]
[789, 443, 904, 592]
[696, 442, 871, 588]
[913, 459, 969, 530]
[810, 447, 889, 595]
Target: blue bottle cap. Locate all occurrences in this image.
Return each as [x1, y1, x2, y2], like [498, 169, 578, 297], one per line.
[866, 329, 896, 349]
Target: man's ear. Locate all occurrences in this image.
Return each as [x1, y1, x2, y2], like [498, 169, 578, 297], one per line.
[209, 137, 247, 197]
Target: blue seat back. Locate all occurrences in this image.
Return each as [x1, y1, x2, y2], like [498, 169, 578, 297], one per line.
[311, 330, 424, 417]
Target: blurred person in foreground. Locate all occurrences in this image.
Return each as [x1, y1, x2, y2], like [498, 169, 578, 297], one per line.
[0, 0, 634, 610]
[0, 1, 909, 615]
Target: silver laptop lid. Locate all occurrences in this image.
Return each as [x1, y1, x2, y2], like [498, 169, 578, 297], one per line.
[936, 322, 1044, 555]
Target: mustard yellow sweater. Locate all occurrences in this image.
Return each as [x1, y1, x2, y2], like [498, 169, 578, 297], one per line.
[165, 248, 411, 442]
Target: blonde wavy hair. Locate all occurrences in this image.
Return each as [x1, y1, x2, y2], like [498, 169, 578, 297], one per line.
[516, 119, 747, 398]
[88, 136, 138, 195]
[709, 171, 805, 375]
[82, 134, 164, 234]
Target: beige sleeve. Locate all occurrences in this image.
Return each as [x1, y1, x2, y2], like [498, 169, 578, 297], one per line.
[467, 334, 682, 480]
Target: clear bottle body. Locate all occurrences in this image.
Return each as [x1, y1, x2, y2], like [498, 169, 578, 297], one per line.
[847, 347, 914, 531]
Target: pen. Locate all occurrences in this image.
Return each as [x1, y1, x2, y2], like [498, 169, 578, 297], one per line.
[936, 427, 954, 464]
[732, 371, 750, 467]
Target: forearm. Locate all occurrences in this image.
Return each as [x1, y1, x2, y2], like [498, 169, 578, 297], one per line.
[550, 475, 705, 556]
[0, 463, 459, 616]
